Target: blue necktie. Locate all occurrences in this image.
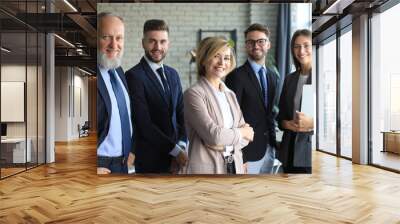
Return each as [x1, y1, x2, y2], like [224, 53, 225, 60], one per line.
[108, 69, 132, 159]
[157, 67, 171, 100]
[258, 67, 268, 109]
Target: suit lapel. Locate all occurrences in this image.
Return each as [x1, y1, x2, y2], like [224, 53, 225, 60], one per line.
[97, 66, 112, 118]
[244, 61, 267, 112]
[140, 57, 169, 106]
[164, 67, 175, 108]
[200, 78, 224, 126]
[116, 67, 128, 89]
[265, 67, 276, 112]
[288, 72, 300, 117]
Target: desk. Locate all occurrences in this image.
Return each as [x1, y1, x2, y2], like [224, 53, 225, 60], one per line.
[1, 138, 31, 163]
[382, 131, 400, 154]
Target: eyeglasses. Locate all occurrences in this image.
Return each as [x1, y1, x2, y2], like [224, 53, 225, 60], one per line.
[245, 38, 268, 47]
[293, 44, 311, 50]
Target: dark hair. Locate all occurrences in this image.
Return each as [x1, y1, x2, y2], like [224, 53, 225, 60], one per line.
[143, 19, 169, 34]
[244, 23, 270, 39]
[291, 29, 312, 72]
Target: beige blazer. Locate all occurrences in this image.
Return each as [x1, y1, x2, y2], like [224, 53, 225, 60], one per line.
[183, 77, 249, 174]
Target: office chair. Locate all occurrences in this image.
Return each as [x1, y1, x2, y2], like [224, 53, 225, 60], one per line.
[78, 121, 90, 138]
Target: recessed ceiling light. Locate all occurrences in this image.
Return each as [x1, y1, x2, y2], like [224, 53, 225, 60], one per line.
[63, 0, 78, 12]
[1, 47, 11, 53]
[322, 0, 355, 15]
[54, 34, 75, 48]
[78, 67, 92, 76]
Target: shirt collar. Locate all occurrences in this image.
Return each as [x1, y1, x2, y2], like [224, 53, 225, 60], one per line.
[248, 58, 266, 75]
[98, 65, 116, 78]
[144, 55, 163, 71]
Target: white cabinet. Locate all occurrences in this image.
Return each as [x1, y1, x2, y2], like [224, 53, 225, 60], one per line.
[1, 138, 31, 163]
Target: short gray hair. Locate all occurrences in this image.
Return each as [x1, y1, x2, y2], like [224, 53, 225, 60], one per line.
[97, 12, 124, 30]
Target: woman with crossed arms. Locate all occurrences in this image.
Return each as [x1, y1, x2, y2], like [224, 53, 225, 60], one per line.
[183, 37, 254, 174]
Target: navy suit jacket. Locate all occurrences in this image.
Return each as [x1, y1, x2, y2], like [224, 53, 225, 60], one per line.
[125, 57, 186, 173]
[97, 65, 134, 157]
[225, 61, 278, 162]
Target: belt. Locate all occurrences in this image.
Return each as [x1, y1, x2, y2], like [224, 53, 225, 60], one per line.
[224, 155, 236, 174]
[97, 155, 125, 167]
[224, 155, 234, 163]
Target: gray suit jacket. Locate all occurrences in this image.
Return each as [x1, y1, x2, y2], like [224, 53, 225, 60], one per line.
[183, 77, 249, 174]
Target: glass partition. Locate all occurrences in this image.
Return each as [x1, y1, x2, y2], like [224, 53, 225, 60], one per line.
[0, 0, 46, 179]
[370, 3, 400, 171]
[1, 30, 28, 178]
[339, 28, 352, 158]
[317, 36, 337, 155]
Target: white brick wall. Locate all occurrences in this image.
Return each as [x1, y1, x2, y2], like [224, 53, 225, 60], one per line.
[98, 3, 282, 90]
[249, 3, 279, 60]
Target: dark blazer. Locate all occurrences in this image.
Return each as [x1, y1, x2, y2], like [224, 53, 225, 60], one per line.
[125, 57, 186, 173]
[225, 60, 278, 163]
[276, 71, 312, 172]
[97, 66, 134, 157]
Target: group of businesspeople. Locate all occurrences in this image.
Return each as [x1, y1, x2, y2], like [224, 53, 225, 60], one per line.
[97, 12, 314, 175]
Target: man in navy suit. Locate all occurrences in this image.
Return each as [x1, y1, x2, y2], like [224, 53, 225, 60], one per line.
[126, 19, 188, 173]
[225, 24, 279, 174]
[97, 12, 135, 174]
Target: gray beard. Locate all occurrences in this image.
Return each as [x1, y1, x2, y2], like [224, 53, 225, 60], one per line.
[97, 50, 123, 70]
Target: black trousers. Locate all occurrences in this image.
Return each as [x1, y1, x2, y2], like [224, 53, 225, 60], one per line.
[283, 135, 312, 174]
[97, 156, 128, 174]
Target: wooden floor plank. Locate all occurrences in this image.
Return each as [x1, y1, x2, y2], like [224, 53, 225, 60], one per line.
[0, 135, 400, 223]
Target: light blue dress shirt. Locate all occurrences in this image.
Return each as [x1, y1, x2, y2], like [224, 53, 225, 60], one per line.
[97, 66, 133, 157]
[248, 59, 268, 90]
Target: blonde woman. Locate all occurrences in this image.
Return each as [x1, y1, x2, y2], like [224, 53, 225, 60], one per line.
[183, 37, 254, 174]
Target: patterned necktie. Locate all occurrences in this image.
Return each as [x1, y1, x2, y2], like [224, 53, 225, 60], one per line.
[156, 67, 171, 100]
[108, 69, 132, 158]
[258, 67, 268, 109]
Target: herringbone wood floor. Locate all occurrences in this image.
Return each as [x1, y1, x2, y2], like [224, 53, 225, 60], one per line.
[1, 135, 400, 224]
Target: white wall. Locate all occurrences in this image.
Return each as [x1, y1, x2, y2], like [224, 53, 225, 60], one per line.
[1, 64, 45, 163]
[54, 67, 89, 141]
[1, 65, 35, 138]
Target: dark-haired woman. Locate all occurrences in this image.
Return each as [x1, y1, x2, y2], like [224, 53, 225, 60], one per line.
[277, 29, 313, 173]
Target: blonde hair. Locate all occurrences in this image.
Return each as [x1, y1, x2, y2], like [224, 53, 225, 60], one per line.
[196, 37, 236, 77]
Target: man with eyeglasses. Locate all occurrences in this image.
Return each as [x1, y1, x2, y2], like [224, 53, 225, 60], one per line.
[225, 23, 279, 174]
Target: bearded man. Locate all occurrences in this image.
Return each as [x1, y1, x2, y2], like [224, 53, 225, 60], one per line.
[125, 19, 187, 173]
[97, 12, 135, 174]
[225, 23, 279, 174]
